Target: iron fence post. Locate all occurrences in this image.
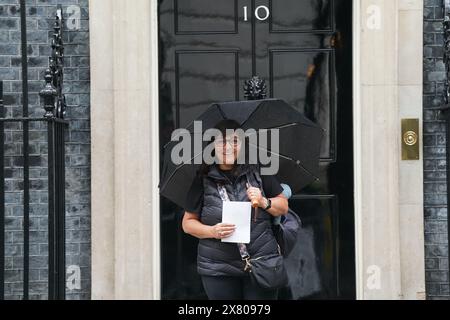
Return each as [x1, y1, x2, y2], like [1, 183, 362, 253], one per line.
[0, 81, 4, 300]
[41, 5, 67, 300]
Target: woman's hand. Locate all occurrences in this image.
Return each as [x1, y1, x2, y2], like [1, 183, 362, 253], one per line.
[183, 213, 236, 240]
[246, 184, 289, 217]
[246, 185, 265, 208]
[210, 223, 236, 240]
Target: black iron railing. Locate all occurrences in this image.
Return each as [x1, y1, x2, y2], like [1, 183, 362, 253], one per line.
[0, 2, 68, 300]
[0, 81, 4, 299]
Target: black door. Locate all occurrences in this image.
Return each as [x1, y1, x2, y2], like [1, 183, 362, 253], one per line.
[159, 0, 354, 299]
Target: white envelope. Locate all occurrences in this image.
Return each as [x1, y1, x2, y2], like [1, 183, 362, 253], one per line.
[221, 201, 251, 244]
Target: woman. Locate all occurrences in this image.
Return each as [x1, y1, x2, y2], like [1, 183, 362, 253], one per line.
[182, 120, 289, 300]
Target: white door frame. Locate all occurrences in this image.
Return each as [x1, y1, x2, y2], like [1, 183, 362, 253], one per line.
[353, 0, 364, 299]
[352, 0, 426, 300]
[149, 0, 161, 300]
[90, 0, 425, 300]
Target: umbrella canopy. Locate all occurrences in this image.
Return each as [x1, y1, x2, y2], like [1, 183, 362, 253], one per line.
[160, 99, 325, 209]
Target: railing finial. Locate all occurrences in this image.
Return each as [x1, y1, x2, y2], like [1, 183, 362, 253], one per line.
[41, 69, 57, 119]
[40, 5, 65, 119]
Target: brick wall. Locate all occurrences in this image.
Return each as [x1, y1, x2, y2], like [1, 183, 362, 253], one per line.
[0, 0, 90, 300]
[424, 0, 450, 300]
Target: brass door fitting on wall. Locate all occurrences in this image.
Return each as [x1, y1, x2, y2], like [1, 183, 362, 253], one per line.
[402, 119, 420, 160]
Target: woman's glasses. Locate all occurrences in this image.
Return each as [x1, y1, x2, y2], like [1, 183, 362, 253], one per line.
[215, 137, 242, 148]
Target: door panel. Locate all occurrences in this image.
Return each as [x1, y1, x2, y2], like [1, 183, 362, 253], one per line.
[159, 0, 354, 300]
[159, 0, 252, 131]
[270, 0, 333, 32]
[175, 0, 239, 34]
[176, 51, 240, 127]
[269, 49, 334, 160]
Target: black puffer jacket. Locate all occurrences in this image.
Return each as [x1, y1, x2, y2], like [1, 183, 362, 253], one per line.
[197, 165, 279, 277]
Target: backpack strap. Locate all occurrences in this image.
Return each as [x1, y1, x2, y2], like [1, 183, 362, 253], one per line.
[217, 182, 231, 202]
[216, 182, 252, 271]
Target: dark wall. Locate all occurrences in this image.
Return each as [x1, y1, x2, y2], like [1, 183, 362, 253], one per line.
[424, 0, 450, 300]
[0, 0, 90, 300]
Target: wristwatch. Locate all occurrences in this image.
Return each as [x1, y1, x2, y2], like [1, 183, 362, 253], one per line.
[264, 198, 272, 210]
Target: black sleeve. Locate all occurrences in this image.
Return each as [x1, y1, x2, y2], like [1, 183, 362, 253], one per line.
[261, 175, 284, 198]
[184, 175, 204, 215]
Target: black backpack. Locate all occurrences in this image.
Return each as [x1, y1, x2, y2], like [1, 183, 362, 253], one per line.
[246, 169, 302, 257]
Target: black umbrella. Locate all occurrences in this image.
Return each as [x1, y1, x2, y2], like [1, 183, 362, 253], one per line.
[159, 99, 325, 209]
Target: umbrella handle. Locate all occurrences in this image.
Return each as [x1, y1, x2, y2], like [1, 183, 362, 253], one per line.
[246, 183, 260, 208]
